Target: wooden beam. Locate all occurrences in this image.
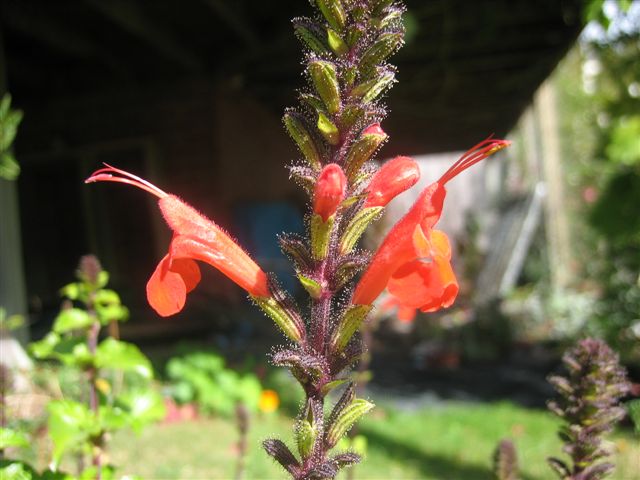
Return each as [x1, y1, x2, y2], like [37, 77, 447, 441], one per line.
[1, 2, 135, 84]
[0, 2, 95, 57]
[85, 0, 204, 72]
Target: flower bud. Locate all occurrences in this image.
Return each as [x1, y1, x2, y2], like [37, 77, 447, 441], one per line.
[316, 0, 346, 31]
[283, 112, 321, 170]
[360, 32, 403, 73]
[345, 123, 388, 180]
[313, 164, 346, 221]
[351, 69, 395, 104]
[293, 20, 329, 56]
[364, 156, 420, 208]
[308, 60, 341, 115]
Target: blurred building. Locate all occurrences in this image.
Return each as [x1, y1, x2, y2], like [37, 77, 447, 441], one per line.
[0, 0, 585, 340]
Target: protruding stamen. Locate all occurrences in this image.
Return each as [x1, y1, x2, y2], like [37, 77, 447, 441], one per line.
[440, 137, 510, 185]
[85, 164, 168, 198]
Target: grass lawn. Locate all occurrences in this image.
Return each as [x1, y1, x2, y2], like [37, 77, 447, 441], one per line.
[110, 401, 640, 479]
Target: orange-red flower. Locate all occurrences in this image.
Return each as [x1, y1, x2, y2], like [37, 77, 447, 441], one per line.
[313, 163, 346, 221]
[85, 165, 270, 317]
[353, 138, 510, 318]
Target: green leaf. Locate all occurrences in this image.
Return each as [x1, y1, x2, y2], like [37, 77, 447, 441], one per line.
[627, 399, 640, 434]
[117, 390, 166, 433]
[0, 93, 23, 152]
[0, 153, 20, 181]
[98, 405, 130, 432]
[0, 461, 34, 480]
[79, 465, 115, 480]
[30, 332, 90, 367]
[0, 312, 24, 331]
[325, 398, 374, 448]
[340, 206, 383, 254]
[170, 381, 195, 404]
[297, 273, 322, 299]
[29, 332, 62, 359]
[295, 418, 317, 460]
[0, 427, 29, 449]
[96, 271, 109, 289]
[606, 116, 640, 167]
[95, 338, 153, 379]
[94, 289, 120, 305]
[331, 305, 372, 352]
[47, 400, 94, 468]
[310, 213, 334, 260]
[59, 282, 82, 301]
[320, 379, 348, 396]
[252, 295, 304, 344]
[96, 304, 129, 325]
[53, 308, 93, 334]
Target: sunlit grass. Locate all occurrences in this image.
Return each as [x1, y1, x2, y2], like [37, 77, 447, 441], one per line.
[110, 401, 639, 479]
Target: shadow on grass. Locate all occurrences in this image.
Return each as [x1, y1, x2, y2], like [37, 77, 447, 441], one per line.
[359, 425, 538, 480]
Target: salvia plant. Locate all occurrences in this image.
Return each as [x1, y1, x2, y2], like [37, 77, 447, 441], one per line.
[29, 255, 164, 479]
[547, 338, 631, 480]
[84, 1, 508, 478]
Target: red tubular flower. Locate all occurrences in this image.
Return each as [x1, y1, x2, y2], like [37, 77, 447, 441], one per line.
[85, 165, 270, 317]
[313, 163, 346, 221]
[364, 156, 420, 208]
[353, 137, 510, 318]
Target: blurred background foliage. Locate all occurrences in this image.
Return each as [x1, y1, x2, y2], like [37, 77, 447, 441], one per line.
[554, 0, 640, 354]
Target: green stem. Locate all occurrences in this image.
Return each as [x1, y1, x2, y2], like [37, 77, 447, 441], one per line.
[86, 295, 102, 480]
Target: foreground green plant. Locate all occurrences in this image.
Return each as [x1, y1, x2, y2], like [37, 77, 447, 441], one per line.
[547, 338, 631, 480]
[29, 255, 164, 479]
[85, 1, 507, 477]
[166, 350, 263, 417]
[0, 93, 22, 181]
